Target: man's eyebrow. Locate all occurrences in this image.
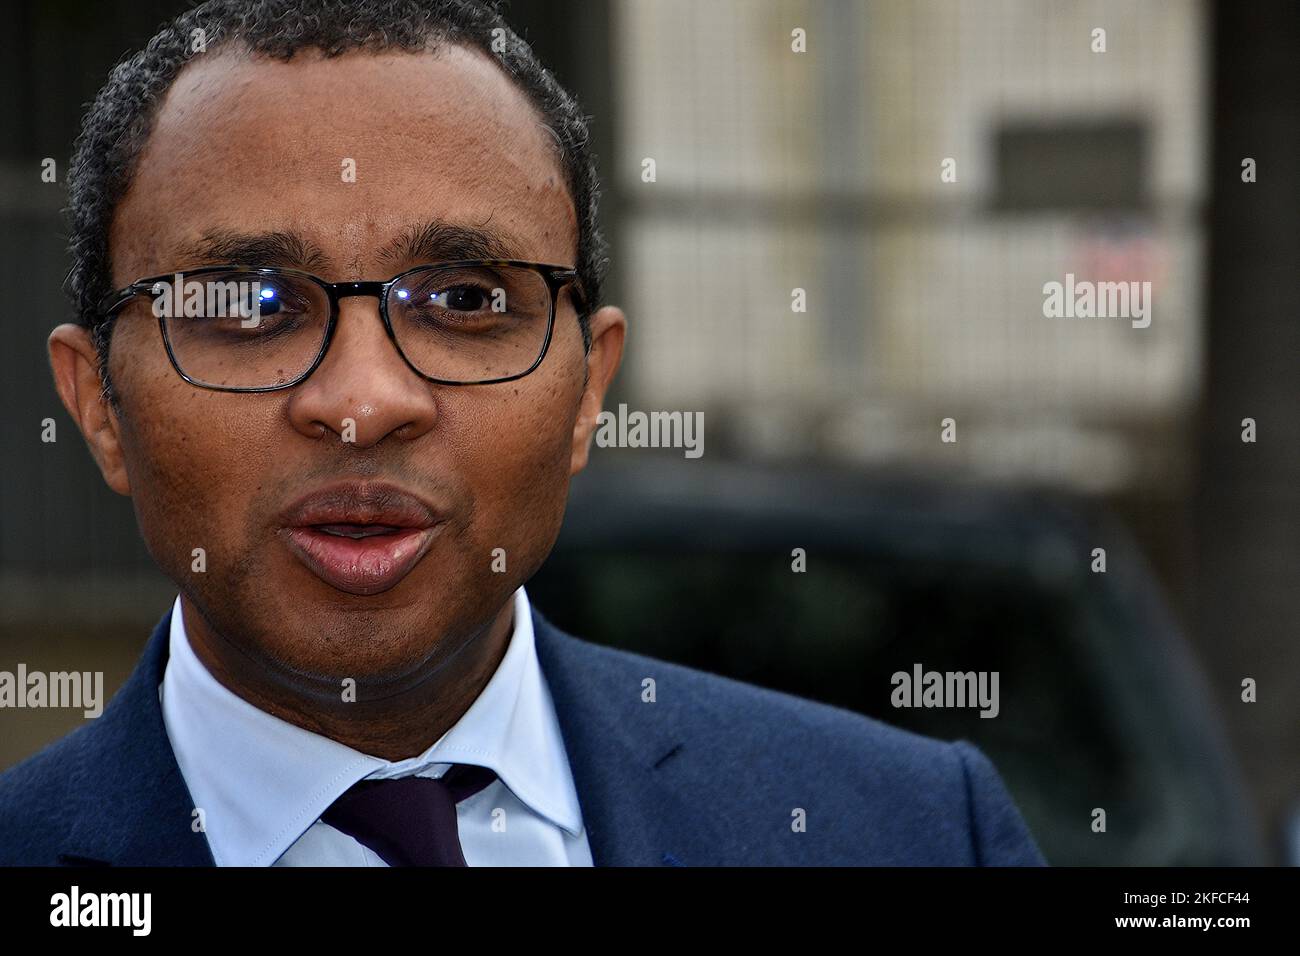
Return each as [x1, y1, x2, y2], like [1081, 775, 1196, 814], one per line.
[174, 230, 330, 270]
[377, 220, 527, 266]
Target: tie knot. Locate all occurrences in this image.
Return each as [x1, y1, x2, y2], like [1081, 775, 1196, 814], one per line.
[320, 764, 498, 866]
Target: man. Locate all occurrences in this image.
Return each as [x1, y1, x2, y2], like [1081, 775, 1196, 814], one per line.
[0, 0, 1045, 866]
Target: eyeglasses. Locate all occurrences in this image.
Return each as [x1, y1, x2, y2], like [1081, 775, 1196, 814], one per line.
[97, 260, 584, 391]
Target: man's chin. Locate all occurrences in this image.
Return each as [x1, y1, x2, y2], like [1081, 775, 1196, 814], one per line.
[205, 597, 451, 686]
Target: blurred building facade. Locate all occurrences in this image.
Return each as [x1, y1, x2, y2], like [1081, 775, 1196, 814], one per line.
[613, 0, 1206, 496]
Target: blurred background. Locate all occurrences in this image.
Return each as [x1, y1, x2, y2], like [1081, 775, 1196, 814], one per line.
[1, 0, 1296, 864]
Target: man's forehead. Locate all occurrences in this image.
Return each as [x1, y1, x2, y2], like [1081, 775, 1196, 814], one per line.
[112, 44, 577, 280]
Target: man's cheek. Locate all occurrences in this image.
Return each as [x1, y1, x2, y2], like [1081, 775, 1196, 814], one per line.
[132, 478, 215, 583]
[470, 434, 570, 570]
[121, 430, 235, 582]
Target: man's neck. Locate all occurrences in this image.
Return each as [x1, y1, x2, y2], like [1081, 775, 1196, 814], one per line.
[177, 596, 516, 762]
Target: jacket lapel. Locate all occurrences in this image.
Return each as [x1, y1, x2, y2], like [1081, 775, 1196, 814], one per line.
[58, 608, 215, 866]
[531, 609, 730, 866]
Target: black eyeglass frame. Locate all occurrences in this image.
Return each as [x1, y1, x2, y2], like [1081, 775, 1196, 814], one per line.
[96, 259, 586, 392]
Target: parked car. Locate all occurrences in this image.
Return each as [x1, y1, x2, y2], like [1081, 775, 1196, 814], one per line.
[527, 459, 1264, 865]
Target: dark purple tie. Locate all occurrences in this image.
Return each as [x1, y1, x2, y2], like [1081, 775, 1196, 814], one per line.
[320, 764, 498, 866]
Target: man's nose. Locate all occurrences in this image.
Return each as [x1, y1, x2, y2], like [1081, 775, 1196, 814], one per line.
[285, 295, 438, 446]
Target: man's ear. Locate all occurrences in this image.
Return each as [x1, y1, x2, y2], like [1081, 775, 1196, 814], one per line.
[570, 304, 626, 475]
[48, 323, 132, 496]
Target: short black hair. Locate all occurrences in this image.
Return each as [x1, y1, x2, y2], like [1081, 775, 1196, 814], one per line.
[66, 0, 608, 405]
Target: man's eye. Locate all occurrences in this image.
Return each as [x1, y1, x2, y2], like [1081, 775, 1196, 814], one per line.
[426, 285, 490, 312]
[236, 284, 321, 327]
[250, 285, 294, 315]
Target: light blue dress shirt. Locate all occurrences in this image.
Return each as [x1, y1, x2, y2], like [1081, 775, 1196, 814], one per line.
[159, 586, 593, 866]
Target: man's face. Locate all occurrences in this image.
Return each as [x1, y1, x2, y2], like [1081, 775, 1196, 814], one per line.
[50, 45, 623, 693]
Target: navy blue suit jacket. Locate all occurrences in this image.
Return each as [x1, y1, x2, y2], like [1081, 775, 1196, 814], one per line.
[0, 605, 1046, 866]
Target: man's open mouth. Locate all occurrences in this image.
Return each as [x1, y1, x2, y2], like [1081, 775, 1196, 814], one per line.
[277, 483, 446, 596]
[311, 523, 409, 539]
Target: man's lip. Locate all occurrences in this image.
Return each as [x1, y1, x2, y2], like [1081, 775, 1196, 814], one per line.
[280, 524, 442, 596]
[279, 481, 442, 529]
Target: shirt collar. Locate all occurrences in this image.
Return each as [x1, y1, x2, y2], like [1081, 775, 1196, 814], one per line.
[160, 586, 584, 867]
